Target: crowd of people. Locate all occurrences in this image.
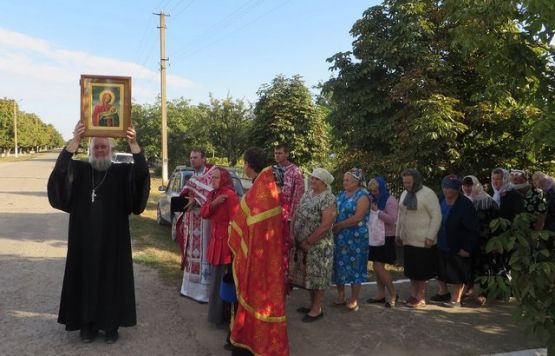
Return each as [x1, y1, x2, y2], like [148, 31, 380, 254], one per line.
[175, 144, 555, 356]
[48, 123, 554, 354]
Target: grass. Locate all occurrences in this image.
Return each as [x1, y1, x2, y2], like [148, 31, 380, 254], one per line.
[0, 153, 39, 162]
[130, 177, 183, 286]
[130, 176, 406, 285]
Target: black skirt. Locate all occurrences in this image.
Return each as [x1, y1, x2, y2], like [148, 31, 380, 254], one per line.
[437, 250, 472, 284]
[369, 236, 397, 265]
[403, 245, 437, 281]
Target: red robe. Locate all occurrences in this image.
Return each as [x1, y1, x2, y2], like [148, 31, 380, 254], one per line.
[228, 167, 289, 356]
[201, 185, 239, 265]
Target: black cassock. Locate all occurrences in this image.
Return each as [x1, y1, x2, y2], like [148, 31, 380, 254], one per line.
[47, 149, 150, 331]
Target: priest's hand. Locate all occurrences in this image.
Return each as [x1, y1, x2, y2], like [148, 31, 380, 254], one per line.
[66, 121, 85, 153]
[127, 125, 141, 154]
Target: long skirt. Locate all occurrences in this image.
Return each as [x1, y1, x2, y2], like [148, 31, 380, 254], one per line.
[208, 264, 231, 326]
[180, 208, 212, 302]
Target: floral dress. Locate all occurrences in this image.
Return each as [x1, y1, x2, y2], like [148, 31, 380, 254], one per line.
[333, 189, 370, 285]
[291, 190, 336, 290]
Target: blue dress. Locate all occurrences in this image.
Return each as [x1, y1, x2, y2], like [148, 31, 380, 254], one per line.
[333, 189, 370, 285]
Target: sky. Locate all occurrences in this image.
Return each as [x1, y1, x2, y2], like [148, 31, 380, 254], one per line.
[0, 0, 379, 139]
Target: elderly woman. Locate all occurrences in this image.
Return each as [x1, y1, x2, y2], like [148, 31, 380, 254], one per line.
[461, 175, 498, 305]
[200, 167, 239, 326]
[396, 169, 441, 308]
[366, 177, 399, 308]
[332, 168, 370, 311]
[290, 168, 337, 322]
[436, 175, 479, 308]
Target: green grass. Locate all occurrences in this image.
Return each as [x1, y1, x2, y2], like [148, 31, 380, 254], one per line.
[0, 153, 39, 162]
[130, 177, 183, 285]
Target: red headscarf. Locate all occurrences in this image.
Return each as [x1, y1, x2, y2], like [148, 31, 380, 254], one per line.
[211, 167, 234, 196]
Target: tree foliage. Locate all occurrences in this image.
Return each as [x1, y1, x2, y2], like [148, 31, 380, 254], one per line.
[249, 74, 331, 170]
[486, 213, 555, 353]
[199, 95, 252, 166]
[0, 98, 64, 152]
[323, 0, 554, 189]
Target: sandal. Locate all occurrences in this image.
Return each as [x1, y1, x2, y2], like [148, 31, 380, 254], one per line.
[296, 307, 311, 314]
[385, 295, 399, 308]
[407, 299, 426, 309]
[345, 301, 359, 311]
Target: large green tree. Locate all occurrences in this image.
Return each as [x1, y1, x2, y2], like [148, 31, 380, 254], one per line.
[0, 98, 64, 153]
[323, 0, 554, 190]
[250, 74, 330, 169]
[127, 97, 213, 170]
[199, 95, 252, 166]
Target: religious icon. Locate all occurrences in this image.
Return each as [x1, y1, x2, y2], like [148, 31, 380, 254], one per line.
[80, 75, 131, 137]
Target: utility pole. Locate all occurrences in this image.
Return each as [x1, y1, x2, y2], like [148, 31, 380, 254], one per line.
[13, 100, 18, 158]
[154, 11, 170, 184]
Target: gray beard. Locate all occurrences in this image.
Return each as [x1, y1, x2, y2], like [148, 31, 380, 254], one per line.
[89, 155, 113, 171]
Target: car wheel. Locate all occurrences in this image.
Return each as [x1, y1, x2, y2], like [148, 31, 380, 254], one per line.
[171, 214, 177, 241]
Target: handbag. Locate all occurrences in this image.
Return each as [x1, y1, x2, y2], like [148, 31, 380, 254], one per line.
[219, 272, 237, 303]
[368, 210, 386, 247]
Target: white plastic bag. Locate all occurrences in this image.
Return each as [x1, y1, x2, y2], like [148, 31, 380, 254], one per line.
[368, 210, 385, 246]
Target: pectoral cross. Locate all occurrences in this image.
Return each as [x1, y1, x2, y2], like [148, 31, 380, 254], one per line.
[91, 189, 97, 203]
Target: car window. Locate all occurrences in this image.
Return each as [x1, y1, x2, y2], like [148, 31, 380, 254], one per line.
[180, 172, 193, 190]
[232, 177, 244, 196]
[170, 175, 181, 193]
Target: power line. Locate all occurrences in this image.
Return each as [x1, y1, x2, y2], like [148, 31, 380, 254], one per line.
[171, 0, 196, 20]
[174, 0, 291, 61]
[171, 0, 262, 60]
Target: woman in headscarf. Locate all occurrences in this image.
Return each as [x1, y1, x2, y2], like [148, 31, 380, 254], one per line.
[396, 169, 441, 308]
[491, 168, 510, 206]
[461, 175, 498, 305]
[436, 175, 479, 308]
[532, 172, 555, 236]
[200, 167, 240, 326]
[290, 168, 337, 322]
[332, 168, 370, 311]
[366, 177, 399, 308]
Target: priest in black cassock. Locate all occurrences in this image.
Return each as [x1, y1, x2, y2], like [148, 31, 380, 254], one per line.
[47, 121, 150, 344]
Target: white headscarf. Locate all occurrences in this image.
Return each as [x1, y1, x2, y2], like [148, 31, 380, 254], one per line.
[311, 168, 334, 191]
[491, 168, 510, 205]
[463, 175, 490, 201]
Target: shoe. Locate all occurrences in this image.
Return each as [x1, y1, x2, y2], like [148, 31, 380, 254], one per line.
[302, 312, 324, 322]
[475, 295, 487, 306]
[402, 296, 417, 305]
[332, 299, 346, 306]
[430, 292, 451, 303]
[296, 307, 311, 314]
[442, 301, 462, 308]
[385, 295, 399, 308]
[105, 329, 119, 344]
[406, 299, 426, 309]
[223, 342, 234, 351]
[79, 327, 97, 343]
[366, 297, 386, 304]
[345, 301, 359, 311]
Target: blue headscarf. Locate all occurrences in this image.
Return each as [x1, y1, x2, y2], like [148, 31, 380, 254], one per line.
[369, 176, 390, 210]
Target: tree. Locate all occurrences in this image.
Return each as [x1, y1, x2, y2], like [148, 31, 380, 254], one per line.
[323, 0, 554, 190]
[250, 74, 330, 169]
[486, 213, 555, 353]
[0, 98, 64, 153]
[200, 95, 252, 166]
[128, 97, 213, 170]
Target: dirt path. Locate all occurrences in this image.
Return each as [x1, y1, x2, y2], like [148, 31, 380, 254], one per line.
[0, 153, 542, 355]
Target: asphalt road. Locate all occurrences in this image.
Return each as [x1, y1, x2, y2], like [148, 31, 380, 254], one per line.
[0, 153, 542, 355]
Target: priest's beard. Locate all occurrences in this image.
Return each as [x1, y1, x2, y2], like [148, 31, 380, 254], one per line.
[89, 155, 113, 171]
